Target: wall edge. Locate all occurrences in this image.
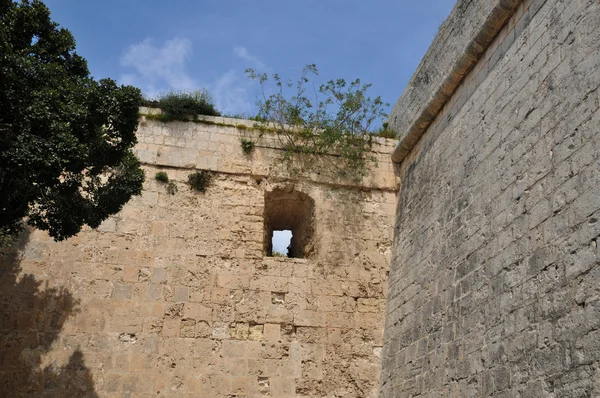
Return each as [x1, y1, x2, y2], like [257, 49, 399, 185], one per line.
[390, 0, 524, 164]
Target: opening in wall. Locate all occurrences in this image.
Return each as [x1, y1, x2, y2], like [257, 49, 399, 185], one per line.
[272, 230, 292, 257]
[264, 188, 314, 258]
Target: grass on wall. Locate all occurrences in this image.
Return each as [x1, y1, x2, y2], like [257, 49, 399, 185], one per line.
[142, 89, 220, 120]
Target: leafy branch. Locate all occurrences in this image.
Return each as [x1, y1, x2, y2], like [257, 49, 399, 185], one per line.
[246, 64, 388, 179]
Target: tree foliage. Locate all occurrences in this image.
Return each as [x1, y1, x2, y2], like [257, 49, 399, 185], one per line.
[246, 64, 388, 178]
[0, 0, 144, 241]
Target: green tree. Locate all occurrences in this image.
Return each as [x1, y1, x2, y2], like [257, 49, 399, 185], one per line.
[246, 64, 388, 179]
[0, 0, 144, 241]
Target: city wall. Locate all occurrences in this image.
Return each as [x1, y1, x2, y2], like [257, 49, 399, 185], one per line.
[382, 0, 600, 396]
[0, 114, 397, 397]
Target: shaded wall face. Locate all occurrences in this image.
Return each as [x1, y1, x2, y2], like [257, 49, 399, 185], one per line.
[0, 231, 98, 397]
[383, 0, 600, 396]
[0, 118, 397, 397]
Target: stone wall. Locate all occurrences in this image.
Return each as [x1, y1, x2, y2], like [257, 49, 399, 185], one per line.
[0, 116, 397, 397]
[382, 0, 600, 396]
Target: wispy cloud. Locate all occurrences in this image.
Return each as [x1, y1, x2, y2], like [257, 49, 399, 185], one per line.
[119, 40, 259, 114]
[211, 47, 267, 115]
[234, 46, 265, 70]
[209, 70, 254, 115]
[120, 37, 195, 97]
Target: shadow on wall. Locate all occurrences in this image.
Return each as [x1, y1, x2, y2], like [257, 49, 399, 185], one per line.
[0, 229, 98, 397]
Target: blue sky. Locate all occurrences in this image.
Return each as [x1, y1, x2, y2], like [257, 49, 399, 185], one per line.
[44, 0, 454, 117]
[43, 0, 455, 254]
[272, 230, 292, 256]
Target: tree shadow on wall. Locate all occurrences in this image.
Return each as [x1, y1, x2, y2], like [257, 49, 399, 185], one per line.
[0, 229, 98, 397]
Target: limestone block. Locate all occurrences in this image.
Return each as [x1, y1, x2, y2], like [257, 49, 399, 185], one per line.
[263, 323, 281, 342]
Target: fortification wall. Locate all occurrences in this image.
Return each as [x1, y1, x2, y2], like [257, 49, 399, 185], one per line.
[0, 116, 397, 397]
[382, 0, 600, 396]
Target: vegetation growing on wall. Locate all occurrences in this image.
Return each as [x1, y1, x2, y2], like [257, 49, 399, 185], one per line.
[376, 122, 396, 139]
[137, 66, 393, 180]
[142, 89, 220, 121]
[153, 171, 178, 195]
[246, 64, 389, 179]
[188, 170, 213, 192]
[0, 0, 145, 242]
[155, 171, 169, 182]
[166, 182, 177, 195]
[239, 138, 256, 154]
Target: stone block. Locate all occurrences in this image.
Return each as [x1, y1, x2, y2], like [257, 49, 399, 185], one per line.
[109, 316, 143, 334]
[294, 310, 326, 327]
[180, 319, 196, 338]
[161, 317, 181, 337]
[174, 286, 189, 301]
[151, 268, 168, 284]
[183, 303, 212, 321]
[122, 265, 139, 283]
[111, 283, 132, 300]
[222, 340, 246, 358]
[249, 324, 264, 340]
[263, 323, 281, 342]
[212, 323, 229, 340]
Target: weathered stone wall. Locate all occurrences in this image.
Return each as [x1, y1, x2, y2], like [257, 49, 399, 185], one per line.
[0, 116, 397, 397]
[382, 0, 600, 396]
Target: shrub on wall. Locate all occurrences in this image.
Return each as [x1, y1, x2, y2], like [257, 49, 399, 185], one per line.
[246, 64, 389, 180]
[155, 171, 169, 182]
[188, 170, 213, 192]
[376, 122, 396, 139]
[166, 181, 177, 195]
[143, 89, 220, 119]
[239, 138, 256, 154]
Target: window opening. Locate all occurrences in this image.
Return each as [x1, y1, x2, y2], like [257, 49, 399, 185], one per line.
[264, 188, 314, 258]
[272, 230, 292, 257]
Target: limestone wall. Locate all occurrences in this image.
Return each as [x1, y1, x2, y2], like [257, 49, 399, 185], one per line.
[0, 117, 397, 397]
[382, 0, 600, 396]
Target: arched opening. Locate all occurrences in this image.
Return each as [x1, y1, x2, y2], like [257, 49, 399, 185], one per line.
[264, 188, 314, 258]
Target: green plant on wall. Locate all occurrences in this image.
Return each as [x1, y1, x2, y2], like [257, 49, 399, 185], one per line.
[246, 64, 389, 179]
[155, 171, 169, 182]
[239, 138, 256, 154]
[188, 170, 213, 192]
[142, 89, 220, 121]
[376, 122, 396, 139]
[166, 181, 177, 195]
[154, 171, 177, 194]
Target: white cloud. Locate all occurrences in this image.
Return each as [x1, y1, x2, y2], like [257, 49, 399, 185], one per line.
[209, 47, 267, 115]
[234, 46, 265, 70]
[209, 69, 254, 115]
[119, 39, 259, 114]
[120, 37, 195, 97]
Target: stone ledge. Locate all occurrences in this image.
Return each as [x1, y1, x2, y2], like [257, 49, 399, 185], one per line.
[139, 107, 395, 149]
[390, 0, 524, 163]
[136, 107, 399, 191]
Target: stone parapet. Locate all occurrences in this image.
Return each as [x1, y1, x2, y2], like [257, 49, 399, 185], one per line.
[389, 0, 524, 163]
[137, 108, 398, 192]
